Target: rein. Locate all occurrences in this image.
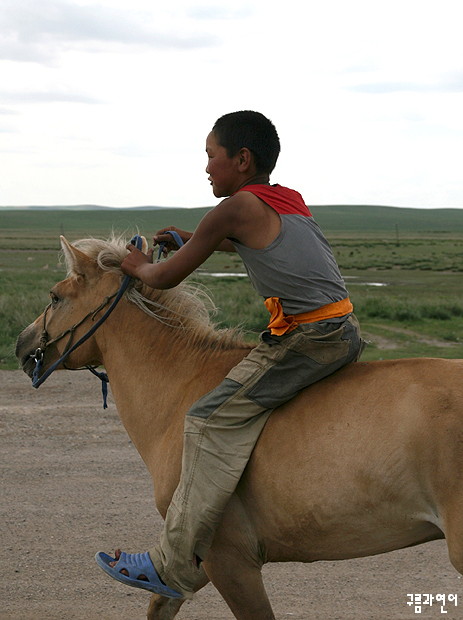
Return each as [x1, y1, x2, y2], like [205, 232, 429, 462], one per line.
[31, 231, 183, 407]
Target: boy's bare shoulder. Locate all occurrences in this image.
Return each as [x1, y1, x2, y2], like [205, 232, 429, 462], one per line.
[195, 192, 260, 238]
[214, 190, 268, 218]
[210, 191, 280, 248]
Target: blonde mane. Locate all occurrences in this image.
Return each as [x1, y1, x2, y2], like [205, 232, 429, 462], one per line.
[68, 235, 248, 351]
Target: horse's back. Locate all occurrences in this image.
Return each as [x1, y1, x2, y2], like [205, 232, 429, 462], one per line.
[253, 357, 463, 462]
[236, 358, 463, 562]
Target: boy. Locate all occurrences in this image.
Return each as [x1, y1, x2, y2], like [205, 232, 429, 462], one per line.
[96, 111, 364, 598]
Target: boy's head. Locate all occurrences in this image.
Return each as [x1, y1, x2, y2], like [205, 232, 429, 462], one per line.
[212, 111, 280, 175]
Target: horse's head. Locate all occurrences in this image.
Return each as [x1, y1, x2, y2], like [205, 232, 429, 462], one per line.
[16, 233, 243, 387]
[16, 235, 145, 379]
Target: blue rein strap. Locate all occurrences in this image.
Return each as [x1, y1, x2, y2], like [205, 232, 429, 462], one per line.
[90, 233, 184, 407]
[156, 230, 184, 260]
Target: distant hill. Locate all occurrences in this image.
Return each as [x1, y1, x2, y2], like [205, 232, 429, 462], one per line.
[1, 204, 462, 236]
[0, 204, 166, 211]
[309, 205, 463, 235]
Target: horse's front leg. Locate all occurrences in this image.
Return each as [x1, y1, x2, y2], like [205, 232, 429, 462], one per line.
[204, 550, 275, 620]
[146, 594, 185, 620]
[203, 507, 275, 620]
[146, 571, 210, 620]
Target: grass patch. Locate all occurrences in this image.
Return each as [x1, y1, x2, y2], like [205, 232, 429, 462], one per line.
[330, 239, 463, 271]
[2, 207, 463, 369]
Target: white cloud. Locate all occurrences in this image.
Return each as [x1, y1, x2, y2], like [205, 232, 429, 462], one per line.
[349, 72, 463, 94]
[0, 0, 219, 64]
[0, 0, 462, 207]
[0, 89, 102, 104]
[186, 4, 253, 20]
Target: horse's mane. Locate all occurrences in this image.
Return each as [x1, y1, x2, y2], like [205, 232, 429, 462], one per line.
[68, 235, 249, 351]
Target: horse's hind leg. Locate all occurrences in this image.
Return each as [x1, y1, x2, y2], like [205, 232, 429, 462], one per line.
[440, 495, 463, 577]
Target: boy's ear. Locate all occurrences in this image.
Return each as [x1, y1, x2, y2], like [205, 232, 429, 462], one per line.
[238, 147, 254, 171]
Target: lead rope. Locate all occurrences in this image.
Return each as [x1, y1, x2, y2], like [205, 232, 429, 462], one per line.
[86, 366, 110, 409]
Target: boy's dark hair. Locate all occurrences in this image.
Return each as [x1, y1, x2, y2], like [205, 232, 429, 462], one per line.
[212, 111, 280, 174]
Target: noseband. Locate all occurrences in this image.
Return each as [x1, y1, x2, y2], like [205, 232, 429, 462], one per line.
[30, 232, 183, 407]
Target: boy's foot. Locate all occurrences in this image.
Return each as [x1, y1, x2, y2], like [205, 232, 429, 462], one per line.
[95, 550, 183, 598]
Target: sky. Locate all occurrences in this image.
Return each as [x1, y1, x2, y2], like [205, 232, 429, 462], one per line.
[0, 0, 462, 208]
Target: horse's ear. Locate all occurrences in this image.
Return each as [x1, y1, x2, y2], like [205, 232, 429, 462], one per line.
[60, 236, 95, 275]
[140, 236, 149, 253]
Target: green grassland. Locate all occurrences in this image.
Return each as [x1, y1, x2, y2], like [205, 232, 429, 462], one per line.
[1, 205, 462, 369]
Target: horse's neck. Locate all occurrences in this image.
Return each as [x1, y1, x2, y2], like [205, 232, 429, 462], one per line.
[97, 302, 250, 491]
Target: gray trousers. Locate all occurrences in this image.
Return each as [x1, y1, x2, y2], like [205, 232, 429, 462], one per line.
[149, 315, 364, 596]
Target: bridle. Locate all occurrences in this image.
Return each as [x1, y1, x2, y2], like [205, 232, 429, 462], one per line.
[31, 235, 143, 406]
[33, 290, 119, 367]
[30, 231, 183, 408]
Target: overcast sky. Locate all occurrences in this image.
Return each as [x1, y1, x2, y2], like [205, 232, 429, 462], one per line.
[1, 0, 462, 208]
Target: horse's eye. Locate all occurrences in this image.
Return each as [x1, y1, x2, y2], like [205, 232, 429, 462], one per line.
[50, 292, 60, 306]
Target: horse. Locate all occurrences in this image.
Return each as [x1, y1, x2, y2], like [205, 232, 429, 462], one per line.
[15, 235, 463, 620]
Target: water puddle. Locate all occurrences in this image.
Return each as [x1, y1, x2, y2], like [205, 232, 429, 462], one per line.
[198, 272, 248, 278]
[345, 276, 389, 287]
[200, 273, 389, 286]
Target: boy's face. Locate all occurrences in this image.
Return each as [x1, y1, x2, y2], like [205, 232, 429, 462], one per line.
[205, 131, 241, 198]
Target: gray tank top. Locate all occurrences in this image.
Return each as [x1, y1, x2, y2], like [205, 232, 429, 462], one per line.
[231, 184, 349, 316]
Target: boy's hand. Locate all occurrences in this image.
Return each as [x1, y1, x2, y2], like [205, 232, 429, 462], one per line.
[121, 244, 154, 278]
[153, 227, 192, 255]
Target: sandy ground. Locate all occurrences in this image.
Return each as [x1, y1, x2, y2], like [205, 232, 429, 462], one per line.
[1, 369, 462, 620]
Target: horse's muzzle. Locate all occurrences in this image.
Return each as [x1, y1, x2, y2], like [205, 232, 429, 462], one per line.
[15, 325, 40, 377]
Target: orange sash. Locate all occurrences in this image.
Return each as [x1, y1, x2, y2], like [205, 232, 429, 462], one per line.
[264, 296, 353, 336]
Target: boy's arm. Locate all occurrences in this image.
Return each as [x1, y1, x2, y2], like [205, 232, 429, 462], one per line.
[121, 199, 240, 289]
[153, 226, 236, 254]
[216, 238, 237, 252]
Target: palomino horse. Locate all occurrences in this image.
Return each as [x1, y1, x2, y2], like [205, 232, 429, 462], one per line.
[16, 236, 463, 620]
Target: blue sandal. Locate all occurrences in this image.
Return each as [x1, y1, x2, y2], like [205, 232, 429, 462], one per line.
[95, 551, 183, 599]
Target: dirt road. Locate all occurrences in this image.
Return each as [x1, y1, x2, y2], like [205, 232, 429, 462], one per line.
[1, 370, 461, 619]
